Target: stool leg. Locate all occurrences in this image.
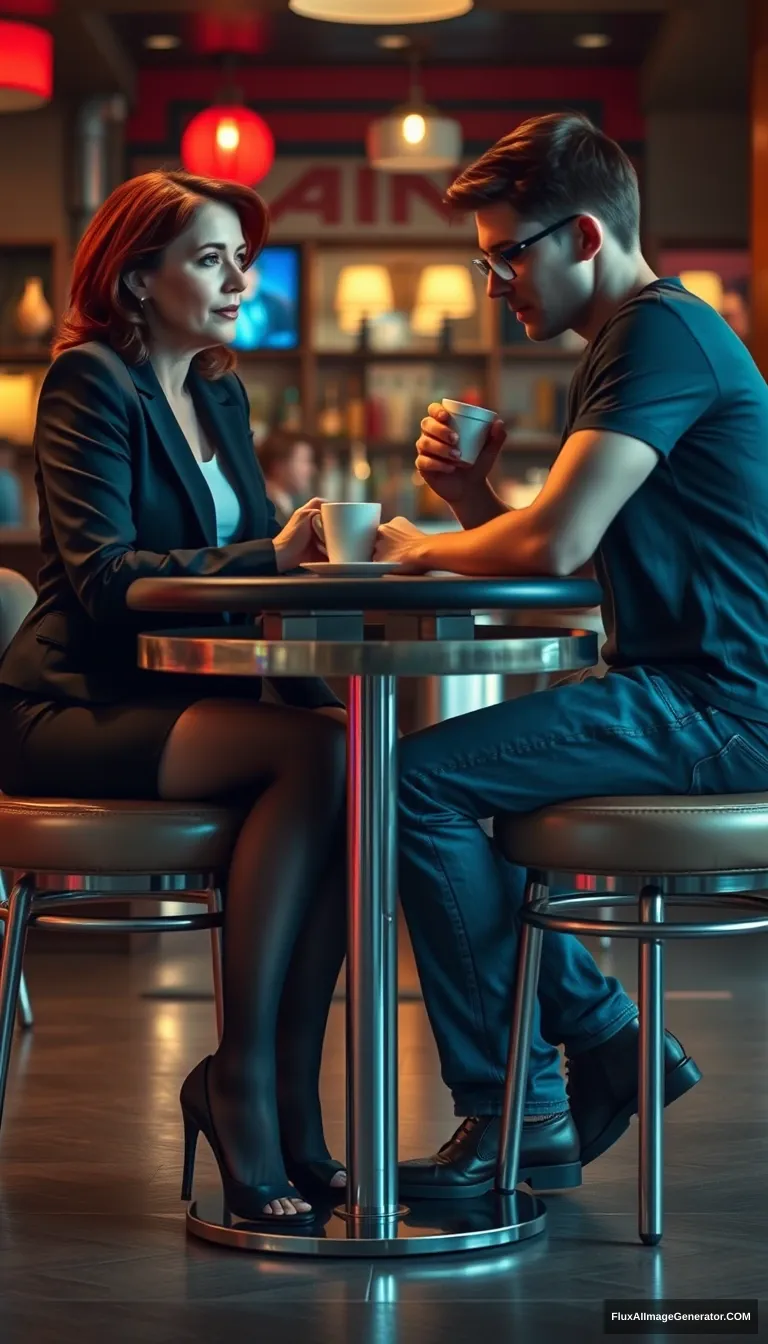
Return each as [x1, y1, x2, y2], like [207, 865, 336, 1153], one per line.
[0, 874, 34, 1132]
[0, 871, 33, 1030]
[638, 884, 665, 1246]
[497, 874, 548, 1193]
[16, 971, 33, 1030]
[207, 886, 224, 1043]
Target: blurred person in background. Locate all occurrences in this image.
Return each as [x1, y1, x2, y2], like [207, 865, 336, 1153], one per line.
[257, 430, 316, 526]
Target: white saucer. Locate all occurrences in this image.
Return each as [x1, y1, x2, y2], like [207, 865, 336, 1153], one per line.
[301, 561, 400, 577]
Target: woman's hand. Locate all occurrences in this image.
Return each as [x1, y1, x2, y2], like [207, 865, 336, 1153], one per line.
[373, 516, 431, 573]
[272, 498, 327, 574]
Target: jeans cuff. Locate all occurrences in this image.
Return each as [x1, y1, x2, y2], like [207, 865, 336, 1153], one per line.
[452, 1091, 569, 1118]
[563, 1004, 639, 1058]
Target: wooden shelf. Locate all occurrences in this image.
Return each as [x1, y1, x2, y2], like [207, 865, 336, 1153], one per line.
[314, 435, 560, 455]
[234, 348, 302, 362]
[501, 345, 582, 360]
[315, 349, 489, 363]
[0, 346, 51, 365]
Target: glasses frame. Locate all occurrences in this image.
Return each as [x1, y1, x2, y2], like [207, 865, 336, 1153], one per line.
[472, 214, 581, 281]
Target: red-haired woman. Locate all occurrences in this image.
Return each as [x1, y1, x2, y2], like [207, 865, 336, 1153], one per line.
[0, 171, 347, 1223]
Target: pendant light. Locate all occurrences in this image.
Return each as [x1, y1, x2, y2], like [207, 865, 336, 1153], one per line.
[367, 41, 461, 173]
[289, 0, 471, 22]
[0, 17, 53, 111]
[181, 105, 275, 186]
[180, 40, 275, 187]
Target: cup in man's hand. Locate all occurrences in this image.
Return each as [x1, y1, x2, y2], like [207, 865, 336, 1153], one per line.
[441, 399, 497, 466]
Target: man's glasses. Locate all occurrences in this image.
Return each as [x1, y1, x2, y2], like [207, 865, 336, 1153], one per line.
[472, 215, 580, 281]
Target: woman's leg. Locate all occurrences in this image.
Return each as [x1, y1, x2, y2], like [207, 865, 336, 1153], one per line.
[158, 697, 346, 1215]
[276, 838, 347, 1185]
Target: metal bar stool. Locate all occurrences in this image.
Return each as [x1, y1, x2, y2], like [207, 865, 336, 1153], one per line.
[0, 568, 243, 1142]
[492, 793, 768, 1245]
[0, 798, 246, 1136]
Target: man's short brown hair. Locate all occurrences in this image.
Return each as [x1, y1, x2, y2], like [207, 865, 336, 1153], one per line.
[446, 112, 640, 253]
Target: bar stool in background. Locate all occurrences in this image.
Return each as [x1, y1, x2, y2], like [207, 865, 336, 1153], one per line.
[0, 567, 239, 1141]
[492, 794, 768, 1244]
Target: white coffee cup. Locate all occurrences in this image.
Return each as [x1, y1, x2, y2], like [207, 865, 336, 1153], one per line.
[441, 398, 497, 466]
[312, 502, 382, 563]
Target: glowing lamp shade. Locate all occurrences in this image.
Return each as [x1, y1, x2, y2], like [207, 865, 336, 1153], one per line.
[411, 264, 475, 336]
[367, 111, 461, 172]
[289, 0, 472, 22]
[0, 373, 37, 444]
[0, 20, 52, 112]
[335, 265, 394, 334]
[679, 270, 724, 312]
[181, 106, 275, 186]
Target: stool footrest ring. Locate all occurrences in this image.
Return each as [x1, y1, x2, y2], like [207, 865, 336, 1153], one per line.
[521, 889, 768, 939]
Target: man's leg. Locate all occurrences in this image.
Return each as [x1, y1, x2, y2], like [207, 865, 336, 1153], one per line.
[398, 668, 710, 1169]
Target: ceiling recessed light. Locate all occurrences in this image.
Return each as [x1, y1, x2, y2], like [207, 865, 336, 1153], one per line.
[377, 34, 410, 49]
[574, 32, 611, 50]
[144, 33, 181, 51]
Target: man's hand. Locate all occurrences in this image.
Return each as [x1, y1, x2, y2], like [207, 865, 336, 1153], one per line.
[416, 403, 507, 505]
[373, 517, 431, 573]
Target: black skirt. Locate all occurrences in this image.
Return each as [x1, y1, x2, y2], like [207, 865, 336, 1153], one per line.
[0, 677, 269, 800]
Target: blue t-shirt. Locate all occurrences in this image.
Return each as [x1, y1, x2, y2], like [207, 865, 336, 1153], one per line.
[565, 277, 768, 723]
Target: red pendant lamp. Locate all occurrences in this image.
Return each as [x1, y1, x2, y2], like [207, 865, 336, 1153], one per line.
[0, 3, 53, 111]
[181, 104, 275, 186]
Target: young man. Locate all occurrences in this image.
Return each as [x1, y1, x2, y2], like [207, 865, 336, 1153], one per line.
[374, 112, 768, 1198]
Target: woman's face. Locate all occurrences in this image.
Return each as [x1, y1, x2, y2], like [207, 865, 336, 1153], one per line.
[127, 200, 249, 352]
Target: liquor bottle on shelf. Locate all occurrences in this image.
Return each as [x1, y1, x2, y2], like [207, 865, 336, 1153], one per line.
[317, 380, 344, 438]
[318, 449, 345, 502]
[346, 376, 366, 440]
[248, 384, 271, 447]
[346, 440, 371, 503]
[279, 385, 303, 433]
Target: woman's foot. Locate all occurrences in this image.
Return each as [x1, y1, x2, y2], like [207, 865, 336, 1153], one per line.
[278, 1082, 347, 1191]
[206, 1054, 312, 1218]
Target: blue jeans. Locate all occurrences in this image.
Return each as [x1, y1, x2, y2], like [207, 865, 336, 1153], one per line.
[398, 666, 768, 1117]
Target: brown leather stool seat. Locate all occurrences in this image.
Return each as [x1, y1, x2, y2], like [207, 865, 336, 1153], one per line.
[495, 792, 768, 875]
[0, 796, 246, 874]
[491, 792, 768, 1248]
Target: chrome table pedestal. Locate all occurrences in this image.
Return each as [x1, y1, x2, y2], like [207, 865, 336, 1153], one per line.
[131, 575, 600, 1257]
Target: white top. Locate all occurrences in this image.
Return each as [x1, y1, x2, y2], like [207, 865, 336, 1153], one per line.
[197, 454, 242, 547]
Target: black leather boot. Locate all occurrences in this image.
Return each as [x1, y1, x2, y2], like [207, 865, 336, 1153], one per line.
[566, 1018, 702, 1165]
[398, 1111, 581, 1200]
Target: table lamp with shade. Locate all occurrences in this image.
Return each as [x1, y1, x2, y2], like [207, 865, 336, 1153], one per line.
[334, 264, 395, 350]
[411, 264, 476, 351]
[678, 271, 724, 312]
[0, 373, 37, 445]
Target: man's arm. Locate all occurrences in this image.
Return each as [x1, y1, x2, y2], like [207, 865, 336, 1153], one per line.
[451, 479, 510, 530]
[416, 429, 659, 576]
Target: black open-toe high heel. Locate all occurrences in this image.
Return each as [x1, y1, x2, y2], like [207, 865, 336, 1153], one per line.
[284, 1157, 347, 1196]
[180, 1057, 315, 1226]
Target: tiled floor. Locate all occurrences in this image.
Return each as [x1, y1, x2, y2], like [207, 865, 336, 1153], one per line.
[1, 920, 766, 1343]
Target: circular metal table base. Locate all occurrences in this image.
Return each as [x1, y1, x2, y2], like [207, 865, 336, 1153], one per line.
[186, 1189, 546, 1257]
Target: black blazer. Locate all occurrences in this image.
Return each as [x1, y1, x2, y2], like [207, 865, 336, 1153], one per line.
[0, 341, 339, 710]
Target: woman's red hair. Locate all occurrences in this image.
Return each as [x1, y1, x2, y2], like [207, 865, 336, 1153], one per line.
[54, 169, 270, 378]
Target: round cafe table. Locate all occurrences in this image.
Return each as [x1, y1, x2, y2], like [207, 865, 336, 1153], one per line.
[127, 574, 600, 1258]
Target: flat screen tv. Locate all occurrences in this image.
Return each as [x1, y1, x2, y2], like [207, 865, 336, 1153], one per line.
[230, 245, 301, 351]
